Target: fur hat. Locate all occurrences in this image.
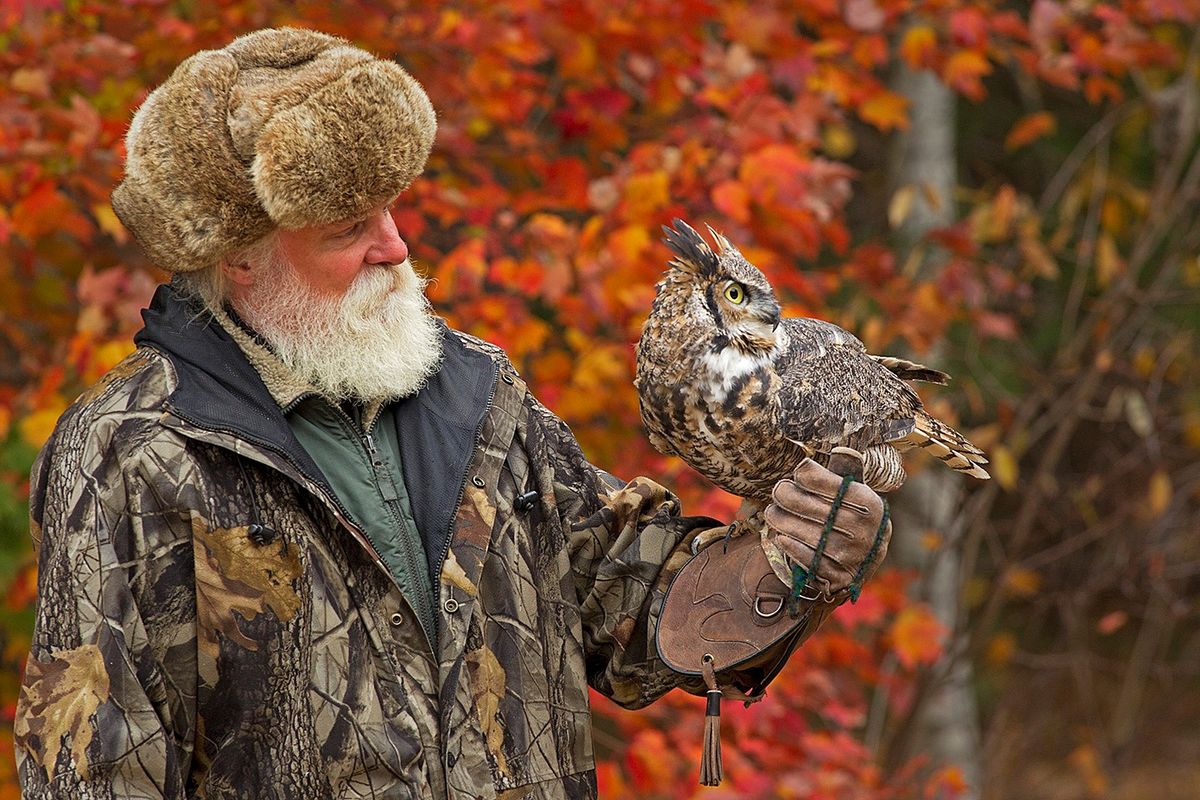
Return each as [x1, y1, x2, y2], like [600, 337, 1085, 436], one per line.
[112, 27, 436, 272]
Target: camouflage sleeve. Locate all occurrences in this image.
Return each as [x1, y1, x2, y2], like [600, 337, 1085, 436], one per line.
[16, 410, 195, 798]
[525, 393, 718, 710]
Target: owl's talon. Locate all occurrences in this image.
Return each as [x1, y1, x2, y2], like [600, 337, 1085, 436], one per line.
[692, 526, 728, 554]
[693, 515, 762, 554]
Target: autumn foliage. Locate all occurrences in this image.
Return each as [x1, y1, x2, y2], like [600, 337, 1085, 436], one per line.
[3, 1, 1199, 797]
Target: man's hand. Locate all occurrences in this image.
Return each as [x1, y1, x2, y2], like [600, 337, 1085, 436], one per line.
[763, 450, 892, 602]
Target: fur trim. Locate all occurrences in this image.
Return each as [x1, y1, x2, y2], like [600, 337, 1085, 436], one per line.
[211, 306, 386, 426]
[208, 304, 312, 408]
[112, 28, 436, 272]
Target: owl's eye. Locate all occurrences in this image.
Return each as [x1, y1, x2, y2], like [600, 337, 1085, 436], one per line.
[724, 283, 747, 304]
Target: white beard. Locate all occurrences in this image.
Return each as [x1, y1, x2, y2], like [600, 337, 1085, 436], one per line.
[233, 251, 443, 404]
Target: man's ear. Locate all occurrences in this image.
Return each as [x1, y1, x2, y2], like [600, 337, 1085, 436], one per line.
[220, 252, 255, 288]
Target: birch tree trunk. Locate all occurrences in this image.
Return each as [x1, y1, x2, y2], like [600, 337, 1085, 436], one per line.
[886, 63, 984, 798]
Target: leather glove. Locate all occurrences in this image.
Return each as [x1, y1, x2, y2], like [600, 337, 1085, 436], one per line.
[762, 448, 892, 604]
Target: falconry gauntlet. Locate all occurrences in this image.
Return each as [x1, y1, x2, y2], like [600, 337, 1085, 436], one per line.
[656, 450, 892, 692]
[656, 449, 892, 785]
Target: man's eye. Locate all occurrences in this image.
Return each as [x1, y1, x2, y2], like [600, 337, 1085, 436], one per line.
[337, 222, 362, 238]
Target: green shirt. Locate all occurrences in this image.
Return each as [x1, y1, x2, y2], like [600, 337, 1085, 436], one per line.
[287, 395, 437, 646]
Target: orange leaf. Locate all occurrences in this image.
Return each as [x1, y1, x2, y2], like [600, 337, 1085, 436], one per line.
[926, 765, 969, 799]
[622, 171, 670, 219]
[19, 404, 67, 450]
[11, 183, 75, 243]
[890, 605, 946, 669]
[900, 25, 938, 69]
[711, 180, 751, 224]
[1146, 469, 1172, 517]
[1084, 75, 1123, 105]
[1183, 410, 1200, 449]
[4, 561, 37, 611]
[559, 36, 597, 79]
[858, 90, 910, 132]
[1069, 744, 1110, 796]
[1005, 112, 1056, 151]
[1003, 567, 1041, 597]
[985, 632, 1017, 666]
[1095, 234, 1125, 287]
[610, 225, 651, 265]
[943, 50, 992, 101]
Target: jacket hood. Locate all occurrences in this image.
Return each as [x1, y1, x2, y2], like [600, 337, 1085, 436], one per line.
[134, 282, 327, 480]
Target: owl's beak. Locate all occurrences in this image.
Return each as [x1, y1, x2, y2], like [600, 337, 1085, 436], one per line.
[770, 310, 781, 331]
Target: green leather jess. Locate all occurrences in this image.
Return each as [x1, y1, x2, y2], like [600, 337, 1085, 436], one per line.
[288, 395, 438, 646]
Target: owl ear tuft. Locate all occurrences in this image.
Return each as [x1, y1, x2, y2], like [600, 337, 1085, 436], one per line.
[662, 218, 719, 276]
[704, 224, 735, 255]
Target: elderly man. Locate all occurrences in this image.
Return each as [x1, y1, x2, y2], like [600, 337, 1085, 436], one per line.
[16, 28, 891, 799]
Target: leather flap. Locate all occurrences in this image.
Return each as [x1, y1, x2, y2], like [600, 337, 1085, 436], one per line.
[656, 531, 805, 675]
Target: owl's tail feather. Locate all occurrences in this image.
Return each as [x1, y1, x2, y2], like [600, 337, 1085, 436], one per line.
[871, 355, 951, 385]
[899, 412, 991, 479]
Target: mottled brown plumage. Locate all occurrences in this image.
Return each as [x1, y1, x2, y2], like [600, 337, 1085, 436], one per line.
[634, 219, 989, 500]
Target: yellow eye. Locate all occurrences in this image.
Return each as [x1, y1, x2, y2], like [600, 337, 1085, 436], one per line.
[724, 283, 746, 304]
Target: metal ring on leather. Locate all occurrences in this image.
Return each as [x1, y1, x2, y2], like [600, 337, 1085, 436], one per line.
[754, 596, 785, 619]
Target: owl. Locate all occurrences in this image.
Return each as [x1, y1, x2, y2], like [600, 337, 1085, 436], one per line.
[634, 219, 989, 501]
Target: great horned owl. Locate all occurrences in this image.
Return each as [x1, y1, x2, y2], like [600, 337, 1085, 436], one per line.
[634, 219, 989, 500]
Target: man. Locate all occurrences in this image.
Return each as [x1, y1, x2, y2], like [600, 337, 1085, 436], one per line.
[15, 28, 891, 799]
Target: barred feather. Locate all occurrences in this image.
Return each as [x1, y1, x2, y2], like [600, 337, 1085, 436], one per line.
[870, 355, 950, 385]
[862, 444, 907, 493]
[897, 412, 990, 479]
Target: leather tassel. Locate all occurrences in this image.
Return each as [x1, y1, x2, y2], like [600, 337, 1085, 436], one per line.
[700, 656, 723, 786]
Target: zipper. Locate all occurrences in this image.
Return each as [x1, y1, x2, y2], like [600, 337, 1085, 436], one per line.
[330, 404, 437, 648]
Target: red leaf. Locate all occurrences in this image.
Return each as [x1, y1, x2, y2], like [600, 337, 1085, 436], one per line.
[975, 311, 1019, 340]
[949, 8, 989, 47]
[1097, 610, 1128, 635]
[927, 223, 979, 257]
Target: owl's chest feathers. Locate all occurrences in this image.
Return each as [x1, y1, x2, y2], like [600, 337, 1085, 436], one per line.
[650, 340, 791, 499]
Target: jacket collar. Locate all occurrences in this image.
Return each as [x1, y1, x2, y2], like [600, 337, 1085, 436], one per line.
[133, 282, 497, 511]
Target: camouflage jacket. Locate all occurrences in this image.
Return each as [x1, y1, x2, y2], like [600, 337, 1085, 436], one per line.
[16, 285, 718, 799]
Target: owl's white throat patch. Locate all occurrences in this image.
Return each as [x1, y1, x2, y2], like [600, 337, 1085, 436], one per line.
[700, 345, 774, 394]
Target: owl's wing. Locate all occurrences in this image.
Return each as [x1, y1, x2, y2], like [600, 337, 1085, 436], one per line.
[776, 318, 922, 452]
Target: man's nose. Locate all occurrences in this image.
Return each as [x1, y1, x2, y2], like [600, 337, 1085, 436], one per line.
[366, 209, 409, 265]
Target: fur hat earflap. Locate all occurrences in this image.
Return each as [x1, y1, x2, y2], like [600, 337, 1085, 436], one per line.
[112, 27, 436, 272]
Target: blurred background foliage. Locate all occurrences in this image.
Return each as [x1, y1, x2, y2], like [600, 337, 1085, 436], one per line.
[2, 0, 1198, 798]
